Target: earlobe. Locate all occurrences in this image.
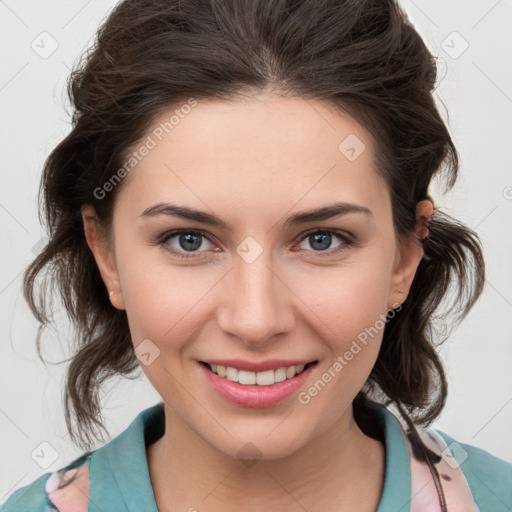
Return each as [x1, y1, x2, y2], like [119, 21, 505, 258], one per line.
[108, 290, 125, 310]
[81, 205, 125, 310]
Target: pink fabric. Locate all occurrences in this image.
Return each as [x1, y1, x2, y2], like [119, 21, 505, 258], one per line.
[45, 463, 90, 512]
[392, 413, 480, 512]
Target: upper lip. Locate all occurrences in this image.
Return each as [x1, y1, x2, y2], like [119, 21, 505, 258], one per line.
[200, 359, 317, 372]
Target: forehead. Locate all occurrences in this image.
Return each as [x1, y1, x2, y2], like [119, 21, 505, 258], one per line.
[115, 95, 389, 222]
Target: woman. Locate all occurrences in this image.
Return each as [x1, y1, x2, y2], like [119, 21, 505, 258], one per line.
[2, 0, 511, 511]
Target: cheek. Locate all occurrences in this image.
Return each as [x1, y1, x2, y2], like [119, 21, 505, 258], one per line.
[288, 254, 395, 396]
[293, 259, 393, 343]
[118, 249, 219, 349]
[291, 267, 393, 422]
[118, 261, 211, 402]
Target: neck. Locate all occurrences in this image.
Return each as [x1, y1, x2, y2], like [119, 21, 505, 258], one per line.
[147, 403, 385, 512]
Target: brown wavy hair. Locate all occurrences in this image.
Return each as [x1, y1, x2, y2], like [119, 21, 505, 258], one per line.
[23, 0, 485, 452]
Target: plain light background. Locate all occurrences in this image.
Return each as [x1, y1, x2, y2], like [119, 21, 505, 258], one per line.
[1, 0, 511, 502]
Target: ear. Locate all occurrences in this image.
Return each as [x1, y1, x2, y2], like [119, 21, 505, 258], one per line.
[81, 204, 125, 310]
[387, 199, 433, 309]
[387, 236, 424, 310]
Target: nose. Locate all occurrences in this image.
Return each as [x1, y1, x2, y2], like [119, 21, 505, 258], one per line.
[216, 249, 295, 348]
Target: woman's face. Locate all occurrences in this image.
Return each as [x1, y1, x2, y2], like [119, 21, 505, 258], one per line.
[85, 93, 422, 460]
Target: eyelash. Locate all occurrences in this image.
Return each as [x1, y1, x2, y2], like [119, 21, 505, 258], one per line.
[156, 228, 354, 260]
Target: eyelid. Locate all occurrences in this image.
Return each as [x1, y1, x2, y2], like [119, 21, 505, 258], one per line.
[157, 228, 213, 244]
[298, 227, 353, 243]
[292, 228, 354, 256]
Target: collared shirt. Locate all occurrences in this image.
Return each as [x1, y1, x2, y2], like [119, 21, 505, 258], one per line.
[1, 402, 511, 511]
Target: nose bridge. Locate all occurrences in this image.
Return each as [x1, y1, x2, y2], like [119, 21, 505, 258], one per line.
[217, 241, 293, 345]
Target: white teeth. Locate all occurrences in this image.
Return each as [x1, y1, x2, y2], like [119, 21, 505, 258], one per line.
[274, 367, 287, 383]
[207, 363, 311, 386]
[256, 370, 274, 386]
[238, 370, 256, 385]
[225, 367, 238, 382]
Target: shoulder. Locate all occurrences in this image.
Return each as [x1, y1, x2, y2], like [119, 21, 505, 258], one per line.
[0, 471, 54, 512]
[0, 453, 92, 512]
[436, 429, 512, 511]
[1, 403, 164, 512]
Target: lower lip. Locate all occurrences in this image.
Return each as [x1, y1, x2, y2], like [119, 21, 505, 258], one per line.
[199, 362, 317, 408]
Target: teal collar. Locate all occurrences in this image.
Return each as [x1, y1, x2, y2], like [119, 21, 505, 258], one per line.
[373, 404, 412, 512]
[88, 402, 164, 512]
[87, 402, 412, 512]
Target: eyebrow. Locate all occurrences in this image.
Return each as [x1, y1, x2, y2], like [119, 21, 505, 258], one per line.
[139, 201, 372, 231]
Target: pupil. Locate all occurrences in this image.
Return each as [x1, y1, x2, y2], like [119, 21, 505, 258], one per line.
[181, 233, 201, 251]
[311, 233, 331, 251]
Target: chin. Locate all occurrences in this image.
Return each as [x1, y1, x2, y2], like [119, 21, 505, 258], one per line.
[208, 424, 312, 463]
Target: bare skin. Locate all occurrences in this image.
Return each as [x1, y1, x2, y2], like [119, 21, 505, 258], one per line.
[146, 408, 386, 512]
[82, 92, 428, 511]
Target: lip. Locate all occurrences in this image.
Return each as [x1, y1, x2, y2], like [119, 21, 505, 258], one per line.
[199, 360, 318, 408]
[200, 358, 315, 372]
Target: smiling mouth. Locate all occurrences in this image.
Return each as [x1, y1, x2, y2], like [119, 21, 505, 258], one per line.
[200, 360, 318, 386]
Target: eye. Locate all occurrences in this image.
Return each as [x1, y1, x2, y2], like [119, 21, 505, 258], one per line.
[157, 228, 354, 260]
[294, 229, 354, 256]
[158, 230, 217, 259]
